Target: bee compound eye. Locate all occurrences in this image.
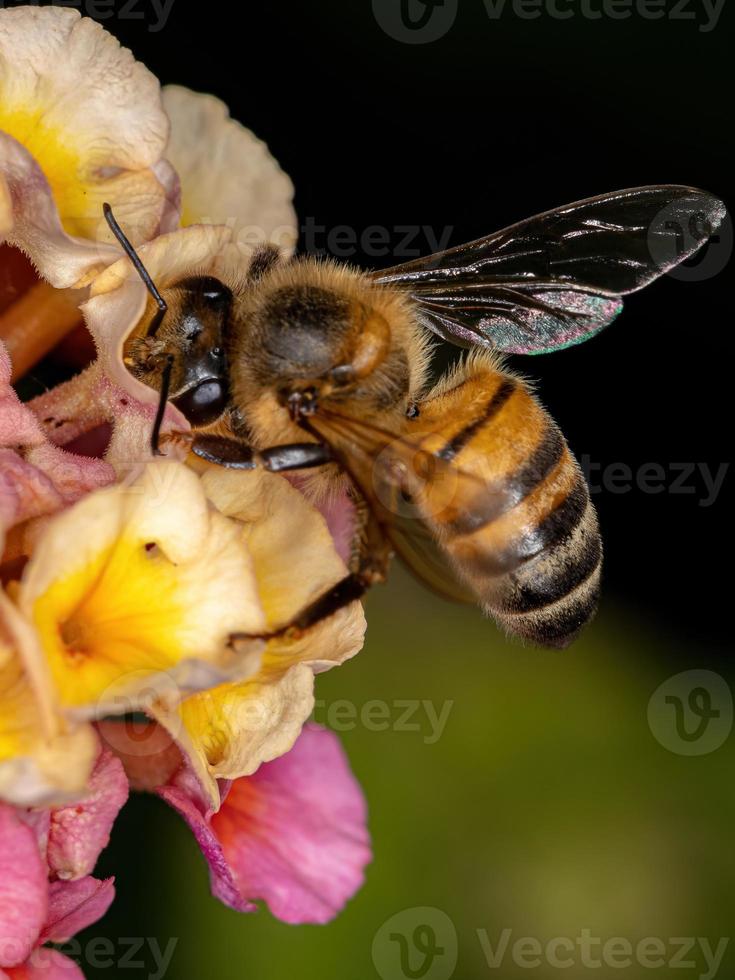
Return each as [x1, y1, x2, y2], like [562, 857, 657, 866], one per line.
[172, 379, 229, 427]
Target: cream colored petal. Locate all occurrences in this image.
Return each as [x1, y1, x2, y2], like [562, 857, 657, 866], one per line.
[154, 603, 365, 807]
[0, 132, 117, 288]
[0, 7, 171, 243]
[153, 468, 366, 803]
[200, 468, 350, 625]
[163, 85, 297, 259]
[17, 462, 267, 718]
[0, 591, 97, 807]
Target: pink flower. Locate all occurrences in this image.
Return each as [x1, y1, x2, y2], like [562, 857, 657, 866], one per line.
[160, 723, 371, 924]
[0, 801, 117, 978]
[0, 341, 114, 542]
[104, 721, 371, 924]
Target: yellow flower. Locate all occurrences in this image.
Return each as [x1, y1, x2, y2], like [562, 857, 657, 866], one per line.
[0, 7, 175, 379]
[15, 461, 267, 718]
[152, 467, 366, 808]
[0, 6, 172, 247]
[0, 589, 96, 806]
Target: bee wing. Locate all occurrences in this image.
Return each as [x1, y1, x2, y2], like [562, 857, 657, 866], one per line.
[308, 409, 502, 603]
[372, 185, 725, 354]
[384, 518, 475, 603]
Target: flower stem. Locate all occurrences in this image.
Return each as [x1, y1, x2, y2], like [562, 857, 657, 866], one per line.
[0, 282, 83, 381]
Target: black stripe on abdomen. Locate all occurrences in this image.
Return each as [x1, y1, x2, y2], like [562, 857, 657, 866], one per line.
[460, 475, 590, 578]
[494, 512, 602, 615]
[437, 379, 516, 462]
[507, 423, 565, 505]
[444, 420, 565, 537]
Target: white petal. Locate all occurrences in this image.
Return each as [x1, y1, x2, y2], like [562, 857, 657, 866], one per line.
[163, 85, 297, 258]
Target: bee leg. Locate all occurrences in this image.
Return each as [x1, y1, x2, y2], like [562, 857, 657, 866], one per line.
[230, 571, 369, 649]
[192, 434, 334, 472]
[350, 489, 393, 585]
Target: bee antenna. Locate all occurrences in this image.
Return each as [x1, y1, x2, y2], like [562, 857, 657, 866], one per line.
[103, 203, 168, 337]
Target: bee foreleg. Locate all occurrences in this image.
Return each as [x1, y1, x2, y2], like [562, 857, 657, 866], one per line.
[192, 434, 334, 473]
[229, 571, 368, 647]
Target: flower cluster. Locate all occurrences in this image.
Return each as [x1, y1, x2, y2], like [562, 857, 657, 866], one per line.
[1, 7, 370, 970]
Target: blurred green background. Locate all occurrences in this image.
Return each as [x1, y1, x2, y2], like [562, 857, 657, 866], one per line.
[79, 567, 735, 979]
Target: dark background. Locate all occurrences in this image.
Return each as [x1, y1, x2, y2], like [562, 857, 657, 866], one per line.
[108, 0, 733, 653]
[19, 2, 732, 977]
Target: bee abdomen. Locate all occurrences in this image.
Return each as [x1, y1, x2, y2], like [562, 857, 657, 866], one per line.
[487, 492, 602, 649]
[416, 357, 602, 647]
[448, 454, 602, 648]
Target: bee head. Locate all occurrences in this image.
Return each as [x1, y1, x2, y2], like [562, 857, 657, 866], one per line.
[127, 275, 232, 428]
[167, 276, 232, 426]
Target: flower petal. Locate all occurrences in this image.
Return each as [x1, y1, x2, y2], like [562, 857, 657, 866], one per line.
[158, 769, 251, 913]
[46, 745, 128, 881]
[82, 223, 233, 410]
[162, 86, 297, 258]
[27, 362, 188, 482]
[160, 724, 370, 924]
[0, 803, 47, 968]
[95, 718, 182, 793]
[1, 949, 85, 980]
[17, 462, 266, 717]
[0, 592, 97, 808]
[0, 343, 44, 447]
[0, 133, 115, 290]
[0, 342, 114, 540]
[200, 468, 352, 624]
[0, 7, 171, 244]
[153, 469, 366, 802]
[41, 877, 115, 945]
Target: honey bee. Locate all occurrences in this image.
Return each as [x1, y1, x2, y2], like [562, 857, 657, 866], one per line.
[104, 186, 724, 648]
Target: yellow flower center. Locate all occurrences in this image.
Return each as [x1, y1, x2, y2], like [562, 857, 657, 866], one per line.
[0, 105, 90, 237]
[31, 536, 193, 710]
